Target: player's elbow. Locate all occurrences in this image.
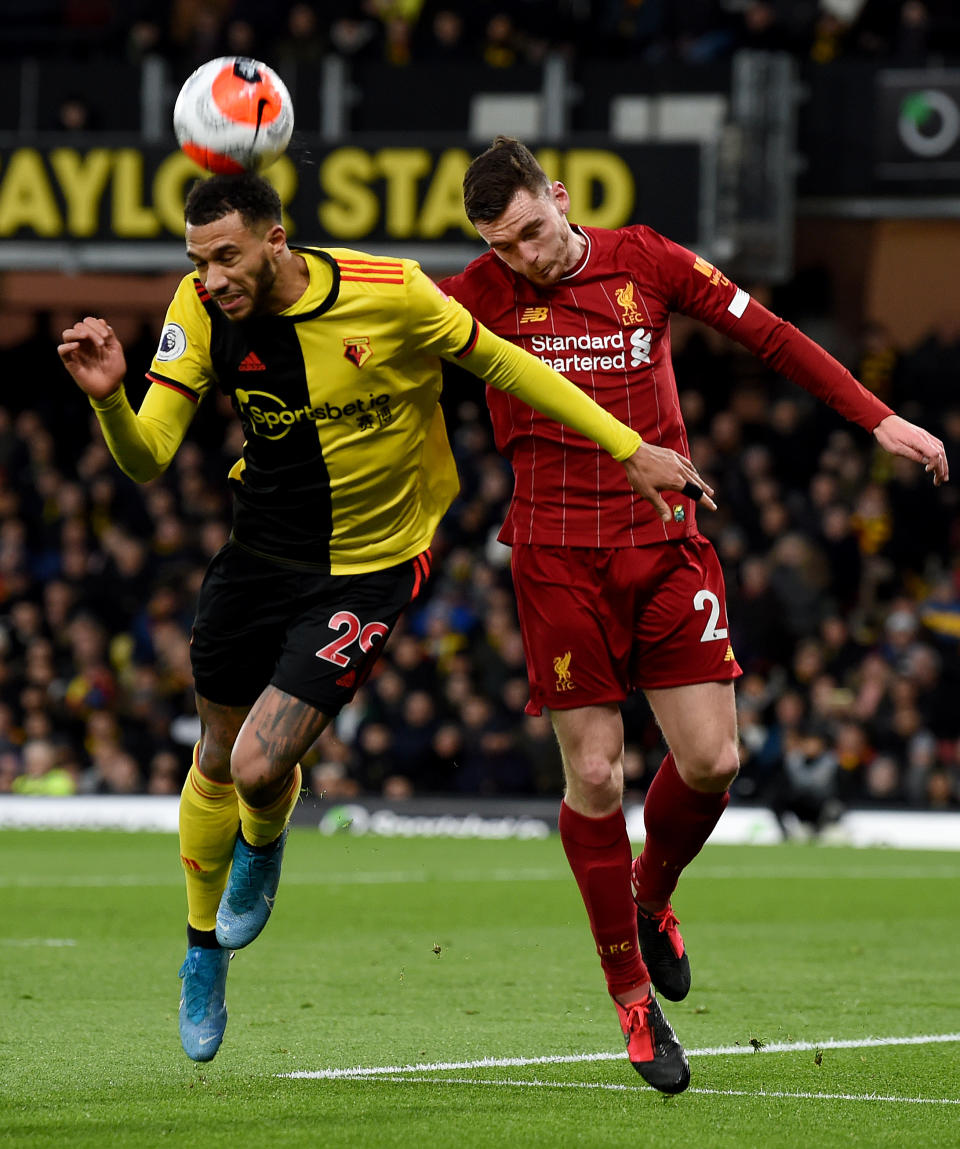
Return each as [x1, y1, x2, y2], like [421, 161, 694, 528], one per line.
[117, 454, 168, 484]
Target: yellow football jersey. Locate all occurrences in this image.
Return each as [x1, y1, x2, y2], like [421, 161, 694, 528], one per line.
[92, 247, 641, 575]
[144, 249, 472, 572]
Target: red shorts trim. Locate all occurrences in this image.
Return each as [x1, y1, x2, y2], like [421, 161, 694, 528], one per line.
[511, 536, 742, 715]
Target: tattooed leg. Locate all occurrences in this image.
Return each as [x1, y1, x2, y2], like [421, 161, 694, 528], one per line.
[195, 694, 250, 784]
[230, 684, 330, 808]
[212, 685, 315, 950]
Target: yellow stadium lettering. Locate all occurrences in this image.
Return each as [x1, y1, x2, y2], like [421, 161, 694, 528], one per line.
[154, 151, 207, 236]
[533, 148, 562, 183]
[262, 154, 298, 235]
[112, 149, 160, 237]
[319, 147, 478, 241]
[49, 148, 111, 237]
[0, 148, 62, 236]
[378, 148, 431, 238]
[319, 148, 379, 238]
[563, 150, 634, 228]
[154, 149, 299, 239]
[418, 148, 473, 239]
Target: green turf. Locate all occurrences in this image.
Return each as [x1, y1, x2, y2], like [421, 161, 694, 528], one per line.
[1, 830, 958, 1148]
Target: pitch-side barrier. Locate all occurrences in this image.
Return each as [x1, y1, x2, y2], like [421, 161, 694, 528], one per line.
[1, 794, 958, 849]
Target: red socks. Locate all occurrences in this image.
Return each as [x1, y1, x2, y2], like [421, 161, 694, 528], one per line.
[558, 754, 730, 996]
[558, 801, 649, 999]
[632, 752, 729, 907]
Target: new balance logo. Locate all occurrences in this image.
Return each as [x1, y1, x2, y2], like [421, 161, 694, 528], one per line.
[520, 307, 548, 323]
[238, 351, 266, 371]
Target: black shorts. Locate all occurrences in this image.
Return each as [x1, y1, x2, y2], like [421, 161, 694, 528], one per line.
[190, 541, 432, 714]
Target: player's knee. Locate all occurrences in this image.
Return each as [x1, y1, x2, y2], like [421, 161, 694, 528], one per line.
[681, 741, 739, 793]
[196, 736, 232, 785]
[566, 755, 622, 808]
[229, 740, 299, 806]
[228, 743, 268, 798]
[715, 742, 740, 790]
[702, 742, 740, 792]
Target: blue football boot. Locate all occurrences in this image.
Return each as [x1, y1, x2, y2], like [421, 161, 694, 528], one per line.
[216, 828, 288, 949]
[178, 945, 230, 1062]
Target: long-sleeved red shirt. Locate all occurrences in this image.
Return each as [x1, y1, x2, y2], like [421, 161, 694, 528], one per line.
[440, 224, 892, 548]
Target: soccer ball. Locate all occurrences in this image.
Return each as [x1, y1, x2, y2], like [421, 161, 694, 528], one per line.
[173, 56, 294, 174]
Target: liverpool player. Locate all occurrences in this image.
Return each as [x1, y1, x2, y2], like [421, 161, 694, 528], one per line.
[439, 136, 947, 1091]
[57, 171, 707, 1072]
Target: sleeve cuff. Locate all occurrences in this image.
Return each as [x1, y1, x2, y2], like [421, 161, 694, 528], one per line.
[610, 429, 643, 462]
[88, 386, 127, 412]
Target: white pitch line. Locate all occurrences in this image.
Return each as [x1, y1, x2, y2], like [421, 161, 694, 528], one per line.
[689, 1087, 960, 1105]
[282, 1032, 960, 1080]
[340, 1076, 960, 1106]
[691, 1033, 960, 1057]
[285, 1051, 626, 1079]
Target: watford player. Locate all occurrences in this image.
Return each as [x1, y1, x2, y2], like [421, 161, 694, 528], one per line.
[57, 172, 709, 1069]
[440, 136, 948, 1094]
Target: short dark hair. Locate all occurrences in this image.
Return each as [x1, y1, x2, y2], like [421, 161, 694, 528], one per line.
[183, 172, 282, 229]
[462, 136, 550, 225]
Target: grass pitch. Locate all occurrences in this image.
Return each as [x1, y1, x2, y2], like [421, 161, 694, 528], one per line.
[1, 828, 958, 1148]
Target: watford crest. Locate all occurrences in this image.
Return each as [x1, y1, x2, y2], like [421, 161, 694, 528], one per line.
[343, 337, 372, 368]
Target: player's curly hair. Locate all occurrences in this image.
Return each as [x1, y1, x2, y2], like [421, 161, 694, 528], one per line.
[463, 136, 551, 224]
[184, 172, 282, 228]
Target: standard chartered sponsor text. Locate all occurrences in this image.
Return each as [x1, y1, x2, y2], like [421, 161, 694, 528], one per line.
[528, 329, 629, 373]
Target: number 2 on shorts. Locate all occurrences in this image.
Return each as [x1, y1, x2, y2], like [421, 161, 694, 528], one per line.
[693, 589, 728, 643]
[316, 611, 389, 666]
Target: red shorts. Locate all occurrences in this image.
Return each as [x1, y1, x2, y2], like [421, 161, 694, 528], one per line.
[511, 536, 742, 715]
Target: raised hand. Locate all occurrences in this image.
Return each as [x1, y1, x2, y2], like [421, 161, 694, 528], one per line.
[621, 440, 717, 522]
[57, 316, 127, 401]
[873, 414, 949, 486]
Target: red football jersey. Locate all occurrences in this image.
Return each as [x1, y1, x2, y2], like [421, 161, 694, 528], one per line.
[440, 225, 892, 548]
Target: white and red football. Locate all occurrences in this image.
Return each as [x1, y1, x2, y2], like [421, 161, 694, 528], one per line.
[173, 56, 294, 174]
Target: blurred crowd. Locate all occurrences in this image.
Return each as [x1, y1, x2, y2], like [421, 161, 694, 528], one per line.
[1, 299, 960, 823]
[3, 0, 959, 74]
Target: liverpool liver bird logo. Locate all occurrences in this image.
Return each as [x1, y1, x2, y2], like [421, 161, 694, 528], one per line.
[553, 650, 575, 691]
[615, 281, 643, 326]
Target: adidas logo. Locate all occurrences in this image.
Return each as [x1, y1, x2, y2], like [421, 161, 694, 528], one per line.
[238, 351, 266, 372]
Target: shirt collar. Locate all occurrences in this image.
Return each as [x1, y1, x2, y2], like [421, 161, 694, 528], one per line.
[560, 226, 591, 281]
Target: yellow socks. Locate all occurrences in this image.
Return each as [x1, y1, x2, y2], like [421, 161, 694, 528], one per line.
[179, 751, 239, 932]
[238, 764, 302, 847]
[179, 747, 302, 931]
